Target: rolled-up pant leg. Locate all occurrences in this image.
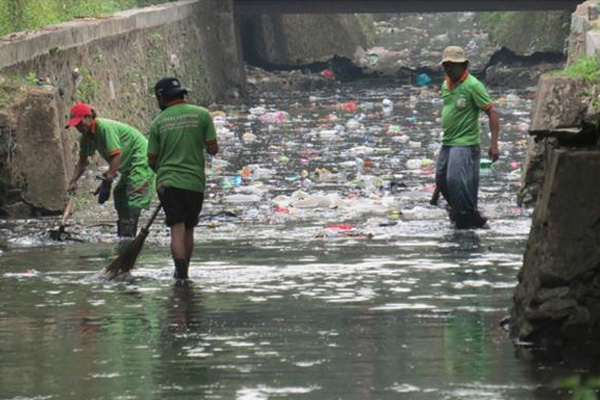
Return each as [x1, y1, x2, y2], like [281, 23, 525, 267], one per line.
[117, 207, 141, 238]
[446, 145, 480, 227]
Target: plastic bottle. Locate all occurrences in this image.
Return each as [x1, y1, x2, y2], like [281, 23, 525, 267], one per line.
[355, 157, 364, 176]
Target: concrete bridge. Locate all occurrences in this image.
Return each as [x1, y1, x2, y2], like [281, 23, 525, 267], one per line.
[234, 0, 581, 14]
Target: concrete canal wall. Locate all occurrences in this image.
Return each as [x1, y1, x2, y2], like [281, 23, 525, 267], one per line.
[237, 13, 373, 68]
[512, 1, 600, 343]
[0, 0, 245, 216]
[0, 0, 372, 217]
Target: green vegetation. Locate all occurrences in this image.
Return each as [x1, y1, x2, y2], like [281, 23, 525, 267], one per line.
[75, 67, 99, 103]
[554, 55, 600, 84]
[0, 0, 171, 37]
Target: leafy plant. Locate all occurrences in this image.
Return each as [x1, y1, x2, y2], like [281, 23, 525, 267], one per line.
[75, 67, 99, 103]
[554, 55, 600, 84]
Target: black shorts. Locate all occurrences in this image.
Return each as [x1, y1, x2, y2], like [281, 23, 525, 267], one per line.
[158, 187, 204, 228]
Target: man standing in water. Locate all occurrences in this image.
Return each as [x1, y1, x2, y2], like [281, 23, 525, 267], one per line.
[66, 103, 155, 240]
[436, 46, 500, 229]
[148, 77, 218, 281]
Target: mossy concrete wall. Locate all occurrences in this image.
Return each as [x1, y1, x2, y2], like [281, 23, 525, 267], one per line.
[475, 11, 570, 55]
[238, 14, 373, 67]
[0, 0, 245, 217]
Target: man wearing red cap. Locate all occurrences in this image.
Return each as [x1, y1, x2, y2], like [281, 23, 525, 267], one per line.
[65, 103, 155, 239]
[148, 77, 218, 281]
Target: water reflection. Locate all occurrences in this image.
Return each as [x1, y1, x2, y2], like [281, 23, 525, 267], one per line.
[0, 82, 587, 400]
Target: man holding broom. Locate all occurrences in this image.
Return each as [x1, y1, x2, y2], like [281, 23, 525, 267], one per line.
[148, 77, 218, 281]
[65, 103, 155, 241]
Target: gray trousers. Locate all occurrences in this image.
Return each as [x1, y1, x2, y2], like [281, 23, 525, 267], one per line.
[435, 145, 481, 227]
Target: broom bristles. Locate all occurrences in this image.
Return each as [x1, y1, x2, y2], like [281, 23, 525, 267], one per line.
[105, 228, 150, 277]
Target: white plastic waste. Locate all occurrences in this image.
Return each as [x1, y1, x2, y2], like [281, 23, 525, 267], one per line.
[223, 194, 262, 204]
[249, 106, 267, 116]
[345, 119, 362, 131]
[382, 98, 393, 117]
[242, 132, 257, 143]
[406, 159, 422, 170]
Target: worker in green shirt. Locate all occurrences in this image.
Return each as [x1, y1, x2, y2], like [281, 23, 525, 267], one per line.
[435, 46, 500, 229]
[148, 77, 218, 281]
[65, 103, 155, 239]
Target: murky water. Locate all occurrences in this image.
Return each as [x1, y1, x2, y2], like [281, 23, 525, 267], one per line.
[0, 81, 586, 399]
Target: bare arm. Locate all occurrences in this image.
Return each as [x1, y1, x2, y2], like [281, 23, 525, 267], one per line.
[484, 106, 500, 162]
[105, 154, 121, 180]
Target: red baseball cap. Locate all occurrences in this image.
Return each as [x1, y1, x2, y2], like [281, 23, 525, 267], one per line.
[65, 103, 92, 128]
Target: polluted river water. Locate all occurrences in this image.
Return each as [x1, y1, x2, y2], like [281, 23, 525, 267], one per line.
[0, 80, 586, 399]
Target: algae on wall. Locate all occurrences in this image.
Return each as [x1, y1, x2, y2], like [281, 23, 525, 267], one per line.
[239, 13, 374, 67]
[475, 11, 570, 54]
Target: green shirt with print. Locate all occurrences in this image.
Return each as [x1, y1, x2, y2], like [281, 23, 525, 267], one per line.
[79, 118, 154, 210]
[147, 103, 217, 192]
[441, 73, 492, 146]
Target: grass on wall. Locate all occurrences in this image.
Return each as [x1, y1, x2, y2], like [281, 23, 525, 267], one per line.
[554, 55, 600, 84]
[0, 0, 172, 37]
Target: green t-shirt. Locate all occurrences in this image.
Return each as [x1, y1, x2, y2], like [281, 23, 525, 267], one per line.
[441, 73, 492, 146]
[148, 102, 217, 192]
[79, 118, 150, 175]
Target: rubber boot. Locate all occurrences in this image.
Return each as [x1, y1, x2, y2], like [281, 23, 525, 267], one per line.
[173, 258, 188, 280]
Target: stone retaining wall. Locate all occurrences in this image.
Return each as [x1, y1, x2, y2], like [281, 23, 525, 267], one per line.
[512, 0, 600, 343]
[0, 0, 245, 216]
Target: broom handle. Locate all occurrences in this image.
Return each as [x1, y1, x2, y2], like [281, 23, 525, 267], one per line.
[142, 203, 162, 232]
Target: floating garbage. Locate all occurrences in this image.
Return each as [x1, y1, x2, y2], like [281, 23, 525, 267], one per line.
[382, 98, 393, 116]
[406, 158, 434, 170]
[406, 159, 422, 170]
[242, 132, 257, 143]
[340, 102, 358, 112]
[415, 73, 432, 87]
[325, 224, 354, 230]
[223, 194, 262, 204]
[480, 158, 493, 169]
[321, 69, 335, 79]
[233, 175, 242, 187]
[249, 106, 267, 116]
[345, 119, 362, 130]
[386, 125, 401, 135]
[260, 111, 289, 124]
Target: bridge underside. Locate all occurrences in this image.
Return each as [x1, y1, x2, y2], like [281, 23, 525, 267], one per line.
[234, 0, 579, 14]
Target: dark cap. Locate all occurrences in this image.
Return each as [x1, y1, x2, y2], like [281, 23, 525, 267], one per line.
[154, 77, 188, 98]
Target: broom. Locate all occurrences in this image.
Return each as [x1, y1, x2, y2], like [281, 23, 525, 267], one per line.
[105, 203, 162, 278]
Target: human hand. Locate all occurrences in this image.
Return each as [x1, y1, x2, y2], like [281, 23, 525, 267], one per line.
[488, 143, 500, 162]
[67, 180, 77, 195]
